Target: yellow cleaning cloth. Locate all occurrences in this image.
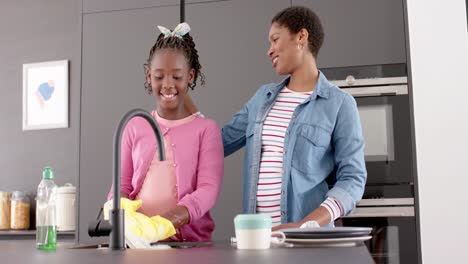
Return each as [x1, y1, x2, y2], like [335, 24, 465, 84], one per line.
[103, 198, 176, 247]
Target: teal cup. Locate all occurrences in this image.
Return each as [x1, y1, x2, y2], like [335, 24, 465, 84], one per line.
[234, 214, 285, 249]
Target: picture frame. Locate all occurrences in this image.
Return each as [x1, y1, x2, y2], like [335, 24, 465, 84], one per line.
[22, 60, 69, 130]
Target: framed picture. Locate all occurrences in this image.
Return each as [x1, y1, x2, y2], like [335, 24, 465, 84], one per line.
[22, 60, 69, 130]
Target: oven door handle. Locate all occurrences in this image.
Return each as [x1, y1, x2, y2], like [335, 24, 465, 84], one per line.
[344, 206, 415, 218]
[341, 84, 408, 97]
[357, 198, 414, 207]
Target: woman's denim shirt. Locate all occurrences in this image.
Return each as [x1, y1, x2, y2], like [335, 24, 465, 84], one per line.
[222, 72, 367, 224]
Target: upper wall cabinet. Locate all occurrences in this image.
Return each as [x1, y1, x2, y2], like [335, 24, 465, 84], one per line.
[185, 0, 290, 239]
[83, 0, 222, 14]
[293, 0, 407, 68]
[185, 0, 288, 122]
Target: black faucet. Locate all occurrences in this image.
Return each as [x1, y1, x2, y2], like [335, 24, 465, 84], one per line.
[88, 109, 165, 250]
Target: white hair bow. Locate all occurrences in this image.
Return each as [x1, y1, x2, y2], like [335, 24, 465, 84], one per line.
[157, 22, 191, 39]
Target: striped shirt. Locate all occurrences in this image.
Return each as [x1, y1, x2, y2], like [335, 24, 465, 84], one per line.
[256, 87, 312, 226]
[256, 87, 344, 226]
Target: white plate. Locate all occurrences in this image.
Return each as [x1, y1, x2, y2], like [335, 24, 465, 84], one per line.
[285, 235, 372, 247]
[282, 227, 372, 239]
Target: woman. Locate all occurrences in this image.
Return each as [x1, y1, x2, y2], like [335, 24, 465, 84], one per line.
[188, 6, 366, 230]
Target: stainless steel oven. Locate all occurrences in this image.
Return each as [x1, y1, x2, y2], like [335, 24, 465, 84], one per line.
[324, 64, 414, 199]
[338, 214, 417, 264]
[323, 64, 418, 264]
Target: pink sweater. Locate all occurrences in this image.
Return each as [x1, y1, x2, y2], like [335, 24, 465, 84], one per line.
[108, 114, 224, 241]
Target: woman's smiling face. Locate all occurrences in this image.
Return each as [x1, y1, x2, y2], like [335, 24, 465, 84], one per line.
[267, 22, 303, 75]
[146, 49, 194, 118]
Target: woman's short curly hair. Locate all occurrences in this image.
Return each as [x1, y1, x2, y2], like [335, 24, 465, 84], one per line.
[272, 6, 324, 58]
[144, 32, 205, 94]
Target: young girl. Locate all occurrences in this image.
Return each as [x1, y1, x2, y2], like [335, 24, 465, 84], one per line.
[108, 22, 224, 242]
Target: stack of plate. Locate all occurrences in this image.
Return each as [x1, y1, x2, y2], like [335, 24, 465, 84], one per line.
[279, 227, 372, 247]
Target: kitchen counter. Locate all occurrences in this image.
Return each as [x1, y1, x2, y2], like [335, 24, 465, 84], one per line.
[1, 240, 374, 264]
[0, 230, 75, 240]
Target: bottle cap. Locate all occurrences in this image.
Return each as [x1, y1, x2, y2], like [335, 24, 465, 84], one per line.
[42, 166, 54, 180]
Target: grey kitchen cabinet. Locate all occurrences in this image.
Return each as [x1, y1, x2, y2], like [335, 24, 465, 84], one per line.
[78, 0, 408, 244]
[83, 0, 231, 14]
[78, 0, 291, 243]
[79, 5, 179, 243]
[293, 0, 407, 68]
[186, 0, 290, 240]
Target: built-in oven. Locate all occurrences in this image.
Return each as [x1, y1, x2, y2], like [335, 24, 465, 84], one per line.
[322, 64, 418, 264]
[323, 63, 414, 199]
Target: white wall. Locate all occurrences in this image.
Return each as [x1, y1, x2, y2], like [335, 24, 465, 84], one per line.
[406, 0, 468, 263]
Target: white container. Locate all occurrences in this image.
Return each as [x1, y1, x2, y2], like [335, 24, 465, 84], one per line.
[56, 183, 76, 231]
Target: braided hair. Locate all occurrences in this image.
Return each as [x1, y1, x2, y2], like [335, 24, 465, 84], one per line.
[144, 32, 205, 94]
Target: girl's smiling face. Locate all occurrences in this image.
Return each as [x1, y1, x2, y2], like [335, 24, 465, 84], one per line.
[147, 49, 194, 119]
